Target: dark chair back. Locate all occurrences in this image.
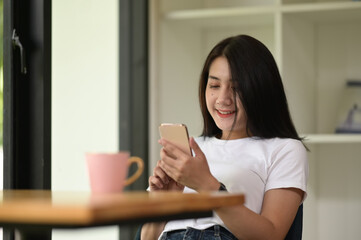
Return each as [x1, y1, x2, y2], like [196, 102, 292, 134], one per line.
[134, 225, 142, 240]
[284, 204, 303, 240]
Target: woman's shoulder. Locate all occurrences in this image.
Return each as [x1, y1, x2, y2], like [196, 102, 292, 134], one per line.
[266, 137, 304, 146]
[259, 137, 306, 153]
[264, 138, 308, 164]
[272, 137, 306, 149]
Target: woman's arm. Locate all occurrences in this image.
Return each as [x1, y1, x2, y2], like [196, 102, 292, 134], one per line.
[140, 222, 167, 240]
[216, 188, 303, 240]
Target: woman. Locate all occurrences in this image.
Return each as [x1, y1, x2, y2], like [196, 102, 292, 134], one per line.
[141, 35, 308, 240]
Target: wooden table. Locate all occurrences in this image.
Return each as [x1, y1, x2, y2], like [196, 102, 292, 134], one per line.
[0, 190, 244, 240]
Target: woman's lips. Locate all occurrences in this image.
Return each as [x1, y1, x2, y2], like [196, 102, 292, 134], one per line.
[216, 109, 235, 118]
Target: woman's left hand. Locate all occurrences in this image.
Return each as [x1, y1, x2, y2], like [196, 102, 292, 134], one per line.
[158, 137, 219, 191]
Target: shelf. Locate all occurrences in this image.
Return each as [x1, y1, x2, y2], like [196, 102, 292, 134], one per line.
[164, 5, 276, 20]
[163, 6, 275, 28]
[163, 1, 361, 27]
[282, 1, 361, 23]
[302, 134, 361, 144]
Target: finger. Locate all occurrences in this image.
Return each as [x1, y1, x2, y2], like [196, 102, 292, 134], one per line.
[189, 137, 205, 158]
[159, 147, 169, 160]
[160, 138, 187, 157]
[149, 176, 164, 190]
[153, 165, 169, 184]
[159, 145, 177, 162]
[160, 147, 180, 167]
[160, 149, 183, 172]
[159, 159, 179, 181]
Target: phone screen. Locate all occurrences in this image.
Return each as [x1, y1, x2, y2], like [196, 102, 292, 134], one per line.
[159, 123, 192, 156]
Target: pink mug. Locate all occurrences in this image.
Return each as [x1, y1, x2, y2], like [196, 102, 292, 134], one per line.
[86, 152, 144, 193]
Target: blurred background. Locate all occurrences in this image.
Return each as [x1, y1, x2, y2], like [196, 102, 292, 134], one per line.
[1, 0, 361, 239]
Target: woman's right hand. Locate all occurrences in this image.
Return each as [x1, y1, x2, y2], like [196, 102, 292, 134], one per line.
[149, 160, 184, 192]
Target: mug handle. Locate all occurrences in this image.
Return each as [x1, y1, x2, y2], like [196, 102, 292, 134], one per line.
[124, 157, 144, 186]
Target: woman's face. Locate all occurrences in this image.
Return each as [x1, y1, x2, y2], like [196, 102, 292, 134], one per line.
[205, 56, 248, 139]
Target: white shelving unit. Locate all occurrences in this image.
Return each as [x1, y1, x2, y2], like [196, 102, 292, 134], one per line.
[149, 1, 361, 239]
[304, 134, 361, 144]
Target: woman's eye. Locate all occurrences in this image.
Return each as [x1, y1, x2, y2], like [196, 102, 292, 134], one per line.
[209, 85, 219, 89]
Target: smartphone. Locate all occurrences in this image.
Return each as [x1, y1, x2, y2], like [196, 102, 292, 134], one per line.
[159, 123, 192, 156]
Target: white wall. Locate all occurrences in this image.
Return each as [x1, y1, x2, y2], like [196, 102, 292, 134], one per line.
[52, 0, 119, 239]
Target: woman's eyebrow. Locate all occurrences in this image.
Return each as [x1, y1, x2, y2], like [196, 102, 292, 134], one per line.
[208, 75, 220, 80]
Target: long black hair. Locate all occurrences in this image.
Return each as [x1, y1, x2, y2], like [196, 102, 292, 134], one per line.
[199, 35, 303, 141]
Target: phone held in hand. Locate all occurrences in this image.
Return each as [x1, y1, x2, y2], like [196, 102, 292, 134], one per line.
[159, 123, 192, 156]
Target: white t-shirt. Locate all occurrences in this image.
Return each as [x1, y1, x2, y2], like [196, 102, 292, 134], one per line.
[161, 136, 308, 235]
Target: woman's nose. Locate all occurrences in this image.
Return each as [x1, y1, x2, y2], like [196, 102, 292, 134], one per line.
[217, 88, 233, 106]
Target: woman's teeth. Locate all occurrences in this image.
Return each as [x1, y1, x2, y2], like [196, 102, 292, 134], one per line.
[218, 110, 234, 114]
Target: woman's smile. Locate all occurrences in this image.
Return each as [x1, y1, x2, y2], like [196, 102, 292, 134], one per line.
[216, 109, 236, 118]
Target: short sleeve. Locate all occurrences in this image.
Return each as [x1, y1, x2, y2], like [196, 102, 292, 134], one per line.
[265, 139, 309, 201]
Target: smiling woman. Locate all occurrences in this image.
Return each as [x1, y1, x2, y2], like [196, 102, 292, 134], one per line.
[142, 35, 308, 240]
